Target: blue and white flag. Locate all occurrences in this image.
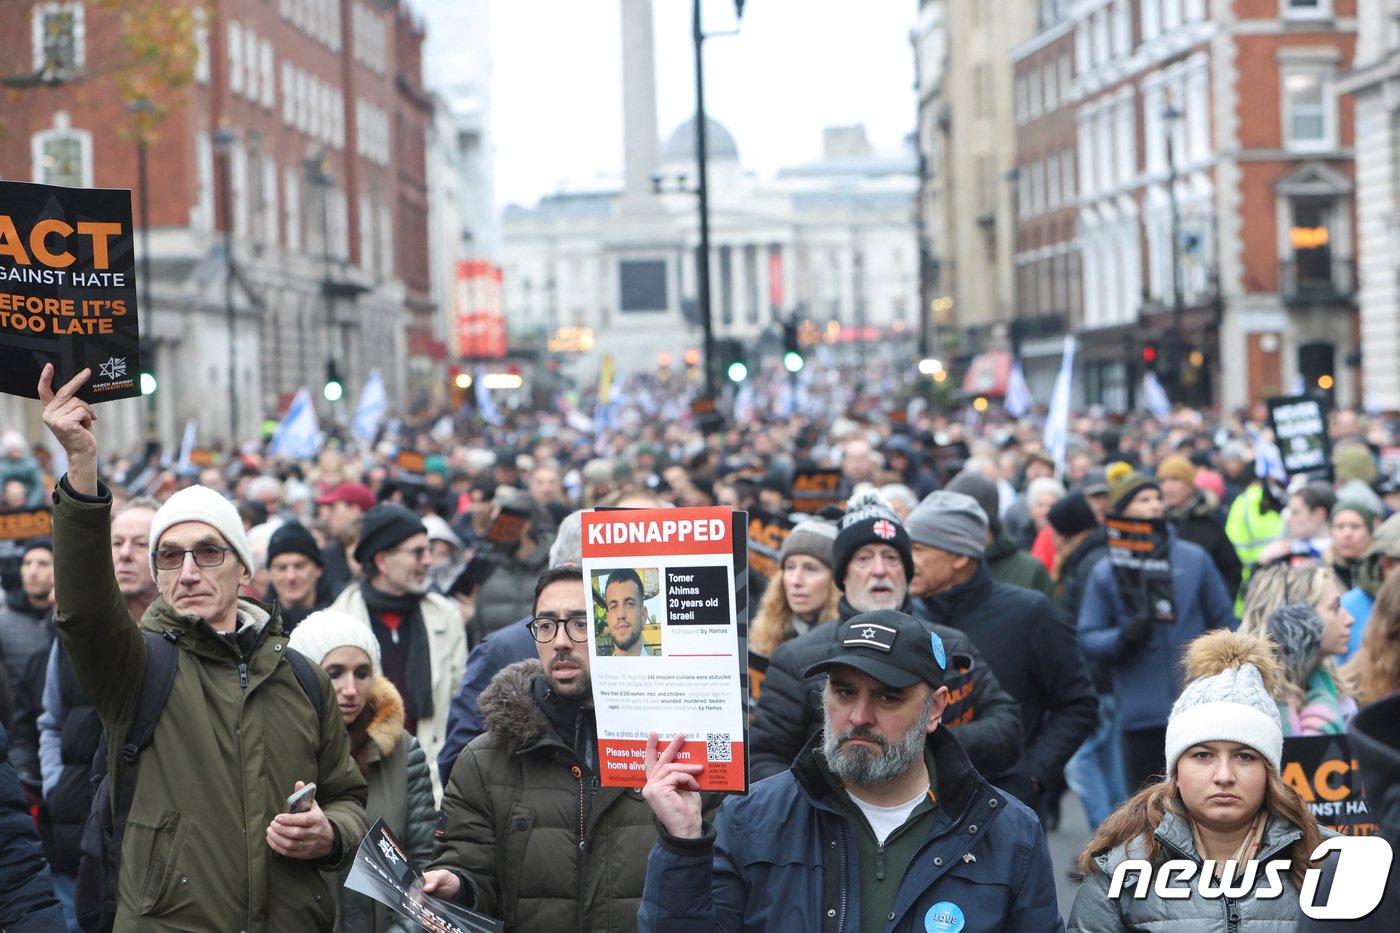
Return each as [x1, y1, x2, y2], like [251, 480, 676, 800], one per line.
[353, 369, 387, 445]
[176, 418, 198, 474]
[1043, 336, 1076, 477]
[1249, 427, 1289, 485]
[1004, 358, 1033, 418]
[268, 388, 320, 460]
[475, 366, 504, 426]
[1142, 371, 1172, 420]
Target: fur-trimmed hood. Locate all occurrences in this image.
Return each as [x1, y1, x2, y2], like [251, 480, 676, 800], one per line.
[365, 675, 406, 759]
[478, 659, 554, 755]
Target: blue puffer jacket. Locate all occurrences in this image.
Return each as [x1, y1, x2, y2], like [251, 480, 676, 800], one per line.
[638, 727, 1064, 933]
[1077, 533, 1237, 732]
[0, 722, 66, 932]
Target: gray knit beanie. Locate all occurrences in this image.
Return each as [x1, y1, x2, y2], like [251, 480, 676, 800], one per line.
[1265, 601, 1324, 686]
[904, 491, 989, 560]
[945, 472, 1001, 533]
[777, 517, 838, 570]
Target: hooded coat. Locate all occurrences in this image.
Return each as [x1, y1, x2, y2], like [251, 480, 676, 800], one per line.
[52, 479, 368, 932]
[329, 677, 435, 933]
[430, 660, 659, 932]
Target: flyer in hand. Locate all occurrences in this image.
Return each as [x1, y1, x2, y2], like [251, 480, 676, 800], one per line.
[582, 506, 749, 792]
[344, 818, 503, 933]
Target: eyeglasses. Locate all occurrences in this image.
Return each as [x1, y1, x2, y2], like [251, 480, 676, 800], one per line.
[528, 613, 591, 643]
[153, 544, 235, 571]
[390, 546, 430, 561]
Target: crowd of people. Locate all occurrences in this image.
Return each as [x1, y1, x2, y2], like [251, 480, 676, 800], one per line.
[0, 358, 1398, 930]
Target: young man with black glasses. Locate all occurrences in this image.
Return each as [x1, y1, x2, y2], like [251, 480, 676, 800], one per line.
[38, 364, 367, 932]
[422, 565, 664, 932]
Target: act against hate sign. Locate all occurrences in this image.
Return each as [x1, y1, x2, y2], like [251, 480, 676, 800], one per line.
[582, 506, 748, 792]
[0, 179, 141, 402]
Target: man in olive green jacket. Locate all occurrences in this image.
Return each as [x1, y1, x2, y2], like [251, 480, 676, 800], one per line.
[40, 364, 368, 932]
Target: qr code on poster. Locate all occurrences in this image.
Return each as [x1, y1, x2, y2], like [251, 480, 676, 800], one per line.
[706, 733, 732, 762]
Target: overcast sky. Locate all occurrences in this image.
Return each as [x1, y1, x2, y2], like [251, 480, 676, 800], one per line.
[413, 0, 919, 208]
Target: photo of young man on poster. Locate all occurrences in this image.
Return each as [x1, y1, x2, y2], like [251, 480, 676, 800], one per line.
[597, 567, 659, 657]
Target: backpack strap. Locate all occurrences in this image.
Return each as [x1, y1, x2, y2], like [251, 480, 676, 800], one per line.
[282, 646, 325, 724]
[111, 631, 180, 851]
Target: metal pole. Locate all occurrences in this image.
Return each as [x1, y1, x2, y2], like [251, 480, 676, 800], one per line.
[219, 142, 238, 444]
[136, 136, 156, 439]
[693, 0, 715, 397]
[1165, 104, 1184, 401]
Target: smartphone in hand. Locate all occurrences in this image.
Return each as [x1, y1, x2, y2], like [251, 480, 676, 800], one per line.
[286, 783, 317, 814]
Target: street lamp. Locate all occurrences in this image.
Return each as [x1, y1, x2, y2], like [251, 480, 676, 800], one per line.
[212, 126, 239, 444]
[691, 0, 746, 397]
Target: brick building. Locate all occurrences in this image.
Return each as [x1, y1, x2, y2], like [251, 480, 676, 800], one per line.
[1064, 0, 1357, 411]
[0, 0, 434, 447]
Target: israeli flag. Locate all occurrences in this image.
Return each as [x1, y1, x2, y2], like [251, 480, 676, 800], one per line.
[475, 366, 504, 426]
[1142, 371, 1172, 420]
[268, 388, 320, 460]
[353, 369, 387, 445]
[1043, 336, 1076, 477]
[1004, 358, 1033, 418]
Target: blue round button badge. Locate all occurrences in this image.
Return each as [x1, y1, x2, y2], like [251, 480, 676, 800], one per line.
[930, 631, 947, 670]
[925, 901, 964, 933]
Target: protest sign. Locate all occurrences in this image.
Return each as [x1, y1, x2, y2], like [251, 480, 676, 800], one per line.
[1281, 735, 1377, 836]
[582, 506, 748, 792]
[1267, 395, 1331, 479]
[1105, 516, 1176, 625]
[746, 508, 792, 580]
[0, 179, 141, 402]
[791, 469, 843, 514]
[0, 506, 52, 591]
[344, 818, 503, 933]
[690, 395, 724, 434]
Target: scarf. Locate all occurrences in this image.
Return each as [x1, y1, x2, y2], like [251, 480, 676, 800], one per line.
[1188, 812, 1266, 882]
[1286, 666, 1357, 736]
[359, 582, 435, 724]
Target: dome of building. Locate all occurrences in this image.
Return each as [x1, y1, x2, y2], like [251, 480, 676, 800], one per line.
[661, 114, 740, 163]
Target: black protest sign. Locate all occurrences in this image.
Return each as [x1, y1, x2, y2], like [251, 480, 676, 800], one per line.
[0, 179, 141, 402]
[791, 469, 843, 514]
[1105, 516, 1176, 625]
[1267, 395, 1331, 479]
[1281, 735, 1376, 836]
[746, 509, 793, 580]
[0, 507, 53, 591]
[691, 395, 725, 434]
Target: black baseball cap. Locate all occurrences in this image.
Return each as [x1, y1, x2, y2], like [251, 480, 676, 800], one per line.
[804, 610, 947, 689]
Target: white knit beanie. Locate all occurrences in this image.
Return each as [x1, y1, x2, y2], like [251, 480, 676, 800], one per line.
[148, 485, 255, 582]
[288, 609, 382, 676]
[1164, 630, 1284, 776]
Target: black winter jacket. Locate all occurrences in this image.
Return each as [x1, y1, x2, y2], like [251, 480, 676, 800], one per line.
[0, 722, 66, 932]
[747, 596, 1026, 787]
[1167, 490, 1243, 599]
[37, 640, 100, 875]
[913, 564, 1097, 799]
[1056, 529, 1113, 694]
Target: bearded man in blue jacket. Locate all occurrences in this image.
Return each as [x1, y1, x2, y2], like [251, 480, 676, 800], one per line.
[638, 609, 1063, 933]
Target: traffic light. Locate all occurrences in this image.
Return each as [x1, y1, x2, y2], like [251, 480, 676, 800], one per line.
[139, 338, 157, 396]
[718, 338, 748, 383]
[1141, 342, 1158, 367]
[782, 319, 804, 373]
[323, 359, 344, 402]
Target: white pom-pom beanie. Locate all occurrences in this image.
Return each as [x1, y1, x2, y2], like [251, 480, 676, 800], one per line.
[148, 485, 255, 581]
[1164, 660, 1284, 776]
[288, 609, 382, 676]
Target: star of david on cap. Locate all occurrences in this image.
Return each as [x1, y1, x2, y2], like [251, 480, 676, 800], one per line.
[804, 609, 947, 689]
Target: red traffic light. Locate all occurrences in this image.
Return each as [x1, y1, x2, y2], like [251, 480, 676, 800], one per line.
[1142, 345, 1158, 364]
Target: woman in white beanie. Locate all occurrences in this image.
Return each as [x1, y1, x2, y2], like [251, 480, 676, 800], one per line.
[1068, 630, 1331, 931]
[1239, 563, 1358, 735]
[289, 610, 435, 933]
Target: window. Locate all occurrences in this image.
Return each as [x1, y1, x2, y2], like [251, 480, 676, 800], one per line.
[1290, 200, 1335, 292]
[31, 2, 85, 78]
[1282, 69, 1335, 150]
[359, 193, 374, 273]
[1284, 0, 1329, 19]
[1112, 0, 1132, 58]
[1059, 54, 1072, 95]
[262, 156, 279, 245]
[260, 40, 275, 110]
[244, 26, 259, 102]
[282, 62, 295, 125]
[283, 167, 301, 251]
[228, 22, 243, 96]
[194, 7, 209, 84]
[1141, 0, 1161, 42]
[1044, 61, 1058, 111]
[1028, 68, 1042, 120]
[194, 132, 213, 231]
[31, 114, 91, 187]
